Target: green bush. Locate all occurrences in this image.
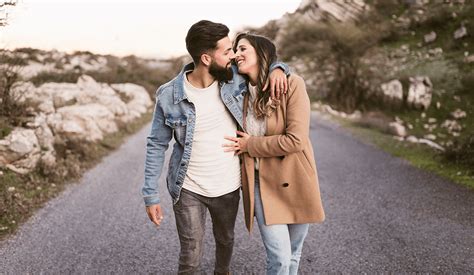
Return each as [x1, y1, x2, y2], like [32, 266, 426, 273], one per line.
[279, 14, 391, 112]
[86, 56, 184, 97]
[242, 20, 280, 41]
[443, 135, 474, 172]
[459, 73, 474, 95]
[30, 70, 81, 86]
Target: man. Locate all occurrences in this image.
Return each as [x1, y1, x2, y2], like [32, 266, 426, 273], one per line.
[142, 20, 288, 274]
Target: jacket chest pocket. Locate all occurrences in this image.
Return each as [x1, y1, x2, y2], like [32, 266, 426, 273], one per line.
[165, 117, 188, 145]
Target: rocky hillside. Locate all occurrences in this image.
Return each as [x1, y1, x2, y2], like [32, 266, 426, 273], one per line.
[0, 49, 184, 174]
[250, 0, 473, 170]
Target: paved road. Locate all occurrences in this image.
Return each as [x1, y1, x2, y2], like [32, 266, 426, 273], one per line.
[1, 112, 473, 274]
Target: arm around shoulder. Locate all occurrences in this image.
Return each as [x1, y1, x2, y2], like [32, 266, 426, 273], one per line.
[247, 74, 311, 157]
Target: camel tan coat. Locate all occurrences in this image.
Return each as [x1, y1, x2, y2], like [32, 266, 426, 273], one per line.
[241, 74, 325, 232]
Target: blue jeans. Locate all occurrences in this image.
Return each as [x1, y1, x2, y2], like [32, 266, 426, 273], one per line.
[254, 172, 309, 275]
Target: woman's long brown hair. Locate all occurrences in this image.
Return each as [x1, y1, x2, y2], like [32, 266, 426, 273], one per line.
[233, 33, 280, 119]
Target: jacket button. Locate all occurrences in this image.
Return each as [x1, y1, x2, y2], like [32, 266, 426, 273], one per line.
[282, 183, 289, 187]
[181, 162, 186, 166]
[185, 142, 189, 146]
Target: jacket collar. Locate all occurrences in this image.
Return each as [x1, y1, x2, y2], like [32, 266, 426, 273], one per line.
[173, 62, 236, 104]
[173, 63, 194, 104]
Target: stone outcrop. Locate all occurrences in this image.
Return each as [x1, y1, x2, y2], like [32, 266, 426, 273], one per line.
[0, 128, 41, 174]
[381, 80, 403, 108]
[407, 76, 432, 110]
[1, 75, 153, 174]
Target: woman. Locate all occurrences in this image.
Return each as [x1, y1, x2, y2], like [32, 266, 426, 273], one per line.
[223, 33, 325, 275]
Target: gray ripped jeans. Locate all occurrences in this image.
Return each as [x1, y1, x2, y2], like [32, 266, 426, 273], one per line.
[173, 188, 240, 274]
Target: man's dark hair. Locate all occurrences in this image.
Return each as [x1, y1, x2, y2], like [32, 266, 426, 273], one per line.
[185, 20, 229, 65]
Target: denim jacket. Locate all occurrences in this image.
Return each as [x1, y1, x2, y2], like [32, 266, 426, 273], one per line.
[142, 62, 289, 206]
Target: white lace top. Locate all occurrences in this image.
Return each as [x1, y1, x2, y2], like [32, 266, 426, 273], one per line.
[246, 84, 266, 170]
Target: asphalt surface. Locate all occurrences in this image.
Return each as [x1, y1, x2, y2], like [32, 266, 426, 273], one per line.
[1, 112, 473, 274]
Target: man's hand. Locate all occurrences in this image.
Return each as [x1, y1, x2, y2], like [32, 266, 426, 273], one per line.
[264, 68, 288, 100]
[146, 204, 164, 227]
[223, 131, 251, 155]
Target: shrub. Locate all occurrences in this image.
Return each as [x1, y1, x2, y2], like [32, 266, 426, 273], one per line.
[30, 70, 81, 86]
[443, 135, 474, 172]
[242, 20, 280, 41]
[279, 13, 391, 112]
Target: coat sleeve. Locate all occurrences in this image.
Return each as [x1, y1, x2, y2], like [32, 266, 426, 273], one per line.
[247, 75, 310, 158]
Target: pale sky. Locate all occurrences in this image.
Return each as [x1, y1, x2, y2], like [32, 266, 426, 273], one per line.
[0, 0, 301, 59]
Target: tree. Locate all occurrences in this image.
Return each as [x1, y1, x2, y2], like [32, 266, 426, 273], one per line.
[279, 12, 391, 112]
[0, 0, 17, 27]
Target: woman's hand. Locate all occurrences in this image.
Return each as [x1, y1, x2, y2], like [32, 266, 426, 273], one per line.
[264, 69, 288, 100]
[223, 131, 250, 155]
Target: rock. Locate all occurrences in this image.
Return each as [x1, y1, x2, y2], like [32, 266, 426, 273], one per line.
[54, 104, 117, 142]
[428, 47, 443, 56]
[111, 83, 153, 122]
[453, 95, 461, 102]
[380, 80, 403, 108]
[464, 55, 474, 63]
[37, 101, 56, 114]
[392, 45, 410, 58]
[0, 128, 41, 174]
[31, 114, 57, 168]
[428, 118, 437, 123]
[296, 0, 368, 22]
[40, 151, 56, 169]
[451, 108, 466, 119]
[389, 122, 407, 137]
[76, 75, 129, 117]
[418, 138, 445, 151]
[454, 25, 467, 39]
[424, 134, 437, 140]
[406, 136, 419, 143]
[407, 76, 432, 110]
[347, 110, 362, 120]
[323, 105, 341, 117]
[424, 31, 437, 43]
[1, 73, 153, 175]
[441, 119, 462, 132]
[393, 136, 404, 141]
[436, 102, 441, 109]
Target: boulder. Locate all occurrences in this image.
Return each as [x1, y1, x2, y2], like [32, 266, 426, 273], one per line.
[406, 136, 419, 143]
[450, 108, 466, 119]
[407, 76, 432, 110]
[111, 83, 153, 122]
[381, 80, 403, 108]
[389, 122, 407, 137]
[441, 119, 462, 133]
[0, 128, 41, 174]
[464, 55, 474, 63]
[54, 104, 118, 142]
[454, 25, 467, 40]
[418, 138, 444, 151]
[424, 31, 437, 43]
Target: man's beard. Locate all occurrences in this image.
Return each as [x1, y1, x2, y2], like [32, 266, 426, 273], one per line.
[209, 60, 233, 82]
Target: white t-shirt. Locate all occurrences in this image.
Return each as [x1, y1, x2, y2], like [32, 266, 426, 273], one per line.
[182, 72, 241, 197]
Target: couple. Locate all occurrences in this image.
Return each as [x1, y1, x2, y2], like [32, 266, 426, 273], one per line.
[142, 20, 325, 275]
